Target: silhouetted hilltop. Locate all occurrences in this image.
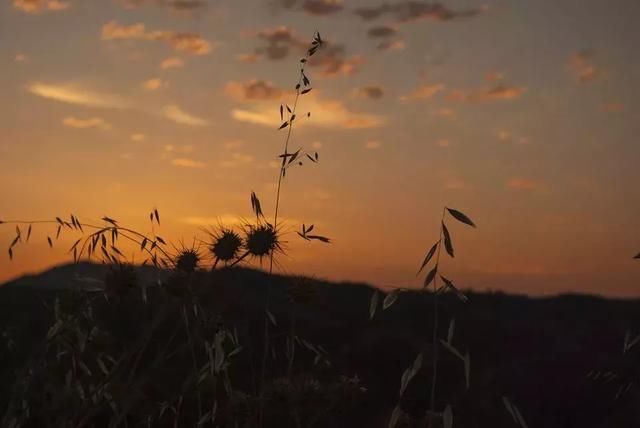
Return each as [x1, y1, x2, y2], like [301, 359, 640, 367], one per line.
[1, 263, 639, 427]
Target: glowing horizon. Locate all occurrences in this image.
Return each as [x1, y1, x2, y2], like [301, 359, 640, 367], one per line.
[1, 0, 639, 297]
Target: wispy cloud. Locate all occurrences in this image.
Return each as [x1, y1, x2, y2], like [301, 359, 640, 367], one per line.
[130, 133, 146, 142]
[506, 177, 540, 191]
[224, 80, 285, 101]
[219, 153, 255, 168]
[62, 116, 112, 130]
[13, 0, 69, 14]
[142, 78, 166, 91]
[163, 105, 210, 126]
[354, 1, 486, 23]
[364, 140, 382, 149]
[448, 84, 526, 102]
[160, 57, 185, 69]
[274, 0, 344, 15]
[27, 82, 128, 108]
[14, 53, 29, 63]
[355, 85, 384, 100]
[399, 83, 445, 101]
[568, 50, 601, 83]
[101, 21, 212, 56]
[171, 158, 206, 168]
[231, 94, 385, 129]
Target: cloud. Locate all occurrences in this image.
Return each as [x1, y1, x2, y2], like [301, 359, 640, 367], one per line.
[308, 43, 364, 77]
[354, 1, 485, 23]
[27, 82, 128, 108]
[448, 84, 525, 102]
[163, 105, 210, 126]
[119, 0, 207, 12]
[444, 178, 468, 190]
[171, 158, 206, 168]
[223, 140, 244, 150]
[303, 0, 343, 14]
[364, 140, 382, 149]
[506, 178, 540, 191]
[399, 83, 445, 101]
[367, 25, 398, 38]
[62, 116, 112, 130]
[130, 133, 146, 142]
[568, 50, 601, 83]
[160, 57, 185, 69]
[231, 93, 386, 129]
[377, 39, 405, 51]
[101, 21, 212, 56]
[248, 26, 307, 61]
[434, 108, 455, 117]
[142, 78, 166, 91]
[602, 102, 624, 113]
[355, 85, 384, 100]
[274, 0, 344, 15]
[498, 131, 530, 146]
[13, 0, 69, 13]
[247, 26, 363, 76]
[224, 80, 285, 101]
[14, 53, 29, 63]
[219, 152, 255, 168]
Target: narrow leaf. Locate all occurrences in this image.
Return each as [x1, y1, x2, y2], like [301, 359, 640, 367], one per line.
[424, 265, 438, 288]
[417, 242, 438, 275]
[446, 208, 476, 227]
[442, 223, 454, 257]
[369, 290, 379, 320]
[383, 289, 400, 310]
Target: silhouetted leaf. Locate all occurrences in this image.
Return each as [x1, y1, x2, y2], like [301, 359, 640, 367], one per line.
[154, 209, 160, 225]
[156, 236, 166, 245]
[417, 242, 438, 275]
[8, 248, 13, 260]
[424, 265, 438, 288]
[447, 207, 476, 227]
[369, 290, 379, 320]
[442, 223, 454, 257]
[266, 309, 277, 326]
[102, 216, 117, 226]
[399, 352, 422, 396]
[301, 88, 312, 94]
[383, 289, 399, 310]
[278, 121, 289, 130]
[280, 105, 284, 121]
[26, 225, 32, 242]
[443, 405, 453, 428]
[635, 252, 640, 259]
[447, 318, 455, 344]
[47, 236, 53, 248]
[250, 191, 264, 219]
[440, 275, 468, 302]
[306, 234, 330, 243]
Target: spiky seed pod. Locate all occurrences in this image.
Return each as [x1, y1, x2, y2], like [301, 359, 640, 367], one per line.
[245, 224, 279, 258]
[175, 249, 199, 273]
[105, 263, 137, 296]
[210, 229, 243, 262]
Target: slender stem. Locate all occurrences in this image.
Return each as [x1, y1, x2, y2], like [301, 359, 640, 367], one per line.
[258, 40, 313, 428]
[428, 206, 446, 427]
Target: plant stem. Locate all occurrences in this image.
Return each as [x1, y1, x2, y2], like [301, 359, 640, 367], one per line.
[427, 206, 446, 427]
[258, 42, 311, 428]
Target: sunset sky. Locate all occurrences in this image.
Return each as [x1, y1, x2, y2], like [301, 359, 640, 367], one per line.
[1, 0, 639, 296]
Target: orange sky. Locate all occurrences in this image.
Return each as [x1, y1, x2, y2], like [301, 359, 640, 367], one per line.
[1, 0, 639, 296]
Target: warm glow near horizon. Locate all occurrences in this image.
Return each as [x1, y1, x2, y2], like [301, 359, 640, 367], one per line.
[1, 0, 639, 296]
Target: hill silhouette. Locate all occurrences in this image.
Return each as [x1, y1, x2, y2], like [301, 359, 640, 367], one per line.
[1, 263, 639, 427]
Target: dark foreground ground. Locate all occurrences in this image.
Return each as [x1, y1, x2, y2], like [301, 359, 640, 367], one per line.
[1, 263, 639, 427]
